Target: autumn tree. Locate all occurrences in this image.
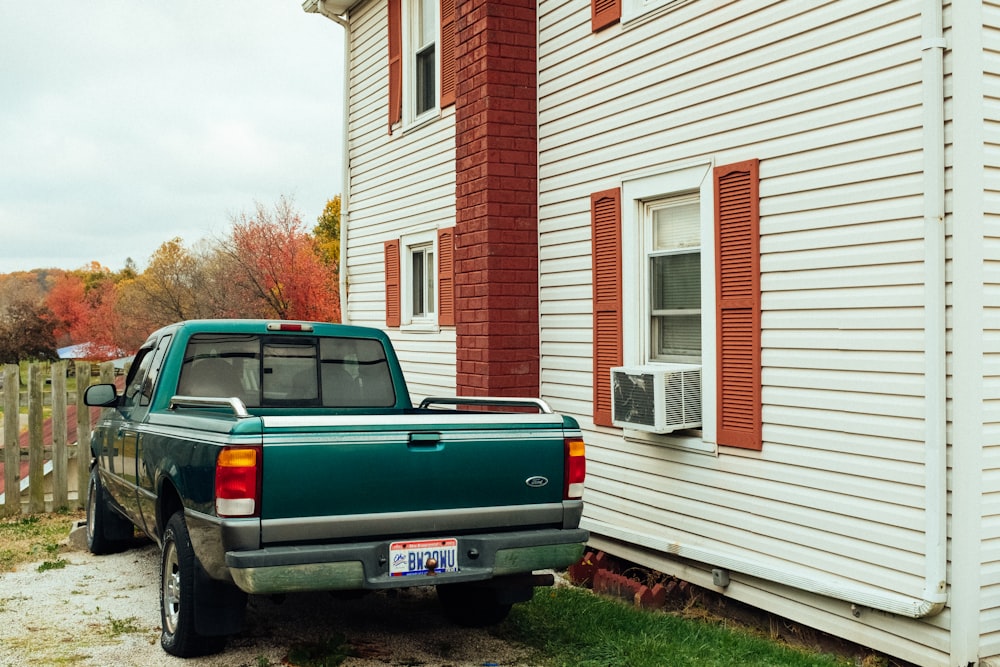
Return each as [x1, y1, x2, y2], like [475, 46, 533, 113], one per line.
[45, 271, 89, 346]
[42, 263, 127, 359]
[127, 238, 207, 322]
[0, 197, 342, 355]
[222, 197, 340, 322]
[313, 195, 341, 270]
[0, 301, 58, 363]
[0, 272, 45, 313]
[96, 277, 151, 356]
[76, 270, 129, 360]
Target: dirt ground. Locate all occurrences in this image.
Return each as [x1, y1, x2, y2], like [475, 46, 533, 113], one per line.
[0, 531, 536, 667]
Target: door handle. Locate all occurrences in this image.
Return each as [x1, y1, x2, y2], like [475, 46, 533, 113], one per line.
[408, 433, 443, 450]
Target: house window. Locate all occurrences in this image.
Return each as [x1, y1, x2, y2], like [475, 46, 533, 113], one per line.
[388, 0, 455, 131]
[647, 194, 701, 363]
[592, 160, 760, 450]
[409, 243, 436, 320]
[400, 230, 438, 328]
[620, 163, 716, 449]
[407, 0, 437, 121]
[384, 228, 455, 330]
[623, 165, 712, 371]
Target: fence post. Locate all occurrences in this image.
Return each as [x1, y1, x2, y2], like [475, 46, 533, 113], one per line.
[27, 363, 44, 513]
[100, 361, 115, 386]
[2, 364, 20, 517]
[76, 361, 92, 510]
[51, 361, 68, 510]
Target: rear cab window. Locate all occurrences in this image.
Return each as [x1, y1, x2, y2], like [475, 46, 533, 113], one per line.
[176, 333, 396, 408]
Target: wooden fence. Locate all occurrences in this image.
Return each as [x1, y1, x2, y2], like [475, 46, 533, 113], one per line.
[0, 361, 116, 516]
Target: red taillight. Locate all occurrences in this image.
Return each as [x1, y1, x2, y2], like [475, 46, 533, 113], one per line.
[215, 446, 261, 517]
[564, 437, 585, 500]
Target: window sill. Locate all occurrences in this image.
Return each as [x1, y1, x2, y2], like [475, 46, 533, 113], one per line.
[400, 322, 441, 334]
[395, 109, 441, 137]
[624, 428, 717, 455]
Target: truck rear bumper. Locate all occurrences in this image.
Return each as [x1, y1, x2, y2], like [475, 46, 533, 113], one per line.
[224, 528, 588, 595]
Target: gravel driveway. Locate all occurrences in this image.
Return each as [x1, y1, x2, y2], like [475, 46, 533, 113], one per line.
[0, 528, 535, 667]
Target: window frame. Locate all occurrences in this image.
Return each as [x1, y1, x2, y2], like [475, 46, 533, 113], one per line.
[402, 0, 440, 126]
[400, 230, 439, 330]
[645, 193, 702, 364]
[621, 162, 717, 450]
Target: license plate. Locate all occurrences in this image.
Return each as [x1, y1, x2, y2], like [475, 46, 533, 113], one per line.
[389, 538, 459, 577]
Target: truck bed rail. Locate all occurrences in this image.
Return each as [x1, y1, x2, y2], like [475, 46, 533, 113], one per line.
[168, 395, 251, 418]
[418, 396, 553, 414]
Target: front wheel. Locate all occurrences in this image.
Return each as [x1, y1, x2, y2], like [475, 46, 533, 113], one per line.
[85, 466, 132, 555]
[160, 512, 226, 657]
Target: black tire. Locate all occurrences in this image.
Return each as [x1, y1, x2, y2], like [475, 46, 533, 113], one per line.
[85, 466, 132, 555]
[437, 583, 513, 627]
[160, 511, 226, 657]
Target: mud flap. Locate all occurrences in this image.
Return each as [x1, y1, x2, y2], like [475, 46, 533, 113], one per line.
[476, 572, 554, 605]
[193, 561, 247, 637]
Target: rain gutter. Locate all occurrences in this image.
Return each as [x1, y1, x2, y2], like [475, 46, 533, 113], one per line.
[303, 0, 352, 324]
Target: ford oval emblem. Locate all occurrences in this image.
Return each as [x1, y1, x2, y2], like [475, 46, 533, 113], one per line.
[525, 476, 549, 488]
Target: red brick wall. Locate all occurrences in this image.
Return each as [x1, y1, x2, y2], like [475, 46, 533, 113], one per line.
[454, 0, 539, 396]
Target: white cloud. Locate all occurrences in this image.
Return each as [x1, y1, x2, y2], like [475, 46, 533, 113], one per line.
[0, 1, 344, 273]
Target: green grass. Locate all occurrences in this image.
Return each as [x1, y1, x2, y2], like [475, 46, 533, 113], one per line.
[501, 586, 855, 667]
[105, 614, 142, 636]
[0, 512, 877, 666]
[0, 510, 82, 572]
[36, 558, 67, 572]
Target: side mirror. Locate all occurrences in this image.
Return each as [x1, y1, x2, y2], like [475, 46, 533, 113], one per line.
[84, 384, 119, 407]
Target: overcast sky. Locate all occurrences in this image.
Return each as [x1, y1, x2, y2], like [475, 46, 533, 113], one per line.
[0, 2, 345, 275]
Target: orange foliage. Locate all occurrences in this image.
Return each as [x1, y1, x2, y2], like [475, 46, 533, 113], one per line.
[6, 197, 340, 359]
[45, 272, 89, 346]
[39, 267, 126, 360]
[227, 198, 340, 323]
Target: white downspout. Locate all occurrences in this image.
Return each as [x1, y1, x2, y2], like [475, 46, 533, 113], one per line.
[944, 1, 985, 662]
[918, 0, 948, 616]
[304, 0, 352, 324]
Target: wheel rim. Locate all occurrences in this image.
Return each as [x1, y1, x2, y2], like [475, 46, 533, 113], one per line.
[162, 539, 181, 635]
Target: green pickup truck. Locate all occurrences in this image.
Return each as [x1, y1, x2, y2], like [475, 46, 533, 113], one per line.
[83, 319, 588, 657]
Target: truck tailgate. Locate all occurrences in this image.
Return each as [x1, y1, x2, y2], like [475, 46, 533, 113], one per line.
[258, 412, 571, 539]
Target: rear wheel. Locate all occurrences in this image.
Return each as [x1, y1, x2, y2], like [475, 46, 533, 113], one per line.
[85, 466, 132, 555]
[437, 583, 513, 627]
[160, 511, 226, 657]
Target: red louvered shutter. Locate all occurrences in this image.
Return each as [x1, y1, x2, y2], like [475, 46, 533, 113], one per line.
[439, 0, 456, 108]
[387, 0, 402, 133]
[437, 228, 455, 326]
[385, 240, 401, 327]
[591, 0, 621, 32]
[591, 188, 623, 428]
[715, 160, 761, 450]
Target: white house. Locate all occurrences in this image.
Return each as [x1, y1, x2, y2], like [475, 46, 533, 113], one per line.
[305, 0, 1000, 664]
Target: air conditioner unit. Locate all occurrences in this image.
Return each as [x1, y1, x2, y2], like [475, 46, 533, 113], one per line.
[611, 364, 702, 433]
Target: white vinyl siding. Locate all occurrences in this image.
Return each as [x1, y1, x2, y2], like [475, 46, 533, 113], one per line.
[344, 0, 456, 400]
[975, 1, 1000, 660]
[538, 0, 951, 663]
[333, 0, 1000, 661]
